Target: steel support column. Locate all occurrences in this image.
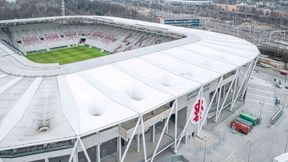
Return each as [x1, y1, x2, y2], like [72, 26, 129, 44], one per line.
[73, 152, 78, 162]
[214, 81, 223, 122]
[151, 125, 155, 143]
[241, 57, 259, 100]
[117, 137, 122, 162]
[197, 77, 223, 135]
[79, 138, 92, 162]
[68, 139, 79, 162]
[197, 85, 204, 133]
[215, 70, 239, 122]
[136, 134, 140, 152]
[96, 143, 101, 162]
[121, 117, 141, 162]
[231, 62, 253, 110]
[174, 99, 178, 153]
[140, 117, 147, 162]
[238, 61, 254, 102]
[166, 119, 169, 134]
[230, 74, 238, 111]
[150, 98, 177, 162]
[176, 87, 203, 151]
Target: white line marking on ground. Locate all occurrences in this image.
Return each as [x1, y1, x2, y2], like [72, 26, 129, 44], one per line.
[246, 93, 274, 100]
[245, 99, 274, 106]
[248, 87, 274, 94]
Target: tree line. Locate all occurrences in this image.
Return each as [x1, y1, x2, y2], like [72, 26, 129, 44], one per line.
[0, 0, 150, 21]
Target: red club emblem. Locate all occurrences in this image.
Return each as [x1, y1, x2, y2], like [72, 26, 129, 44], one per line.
[191, 97, 206, 124]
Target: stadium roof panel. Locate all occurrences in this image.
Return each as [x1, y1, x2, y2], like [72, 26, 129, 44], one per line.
[162, 48, 237, 75]
[114, 58, 201, 97]
[141, 53, 221, 84]
[65, 74, 138, 135]
[197, 41, 259, 59]
[0, 16, 260, 150]
[81, 65, 174, 114]
[182, 44, 252, 66]
[201, 38, 259, 51]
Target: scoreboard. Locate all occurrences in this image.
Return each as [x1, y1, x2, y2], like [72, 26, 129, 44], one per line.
[161, 18, 201, 27]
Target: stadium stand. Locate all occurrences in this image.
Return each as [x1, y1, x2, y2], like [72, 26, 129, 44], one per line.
[0, 42, 61, 77]
[0, 20, 175, 78]
[8, 23, 173, 53]
[0, 29, 10, 43]
[0, 40, 23, 55]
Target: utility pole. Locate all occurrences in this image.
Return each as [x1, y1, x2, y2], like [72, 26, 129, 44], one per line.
[285, 129, 288, 153]
[247, 140, 253, 162]
[259, 100, 265, 123]
[155, 0, 158, 17]
[203, 138, 208, 162]
[283, 54, 288, 83]
[61, 0, 65, 16]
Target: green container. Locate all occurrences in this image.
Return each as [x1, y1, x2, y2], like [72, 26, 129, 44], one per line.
[239, 112, 258, 126]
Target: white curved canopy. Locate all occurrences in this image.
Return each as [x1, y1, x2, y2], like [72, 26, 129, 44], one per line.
[0, 16, 259, 150]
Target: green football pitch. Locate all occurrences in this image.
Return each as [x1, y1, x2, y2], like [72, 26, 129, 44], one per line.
[26, 46, 109, 65]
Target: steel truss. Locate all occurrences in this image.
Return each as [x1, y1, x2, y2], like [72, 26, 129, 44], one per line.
[231, 56, 259, 111]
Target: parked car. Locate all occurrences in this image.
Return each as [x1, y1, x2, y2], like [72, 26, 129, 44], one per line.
[279, 69, 288, 76]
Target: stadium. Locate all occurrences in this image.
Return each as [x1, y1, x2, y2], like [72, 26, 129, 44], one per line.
[0, 16, 259, 162]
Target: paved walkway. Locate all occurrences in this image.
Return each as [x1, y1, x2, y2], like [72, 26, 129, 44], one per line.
[156, 74, 288, 162]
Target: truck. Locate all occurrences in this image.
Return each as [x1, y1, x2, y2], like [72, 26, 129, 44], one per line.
[230, 120, 251, 135]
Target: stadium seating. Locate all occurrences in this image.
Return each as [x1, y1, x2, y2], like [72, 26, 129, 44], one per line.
[0, 23, 174, 77]
[0, 29, 10, 42]
[0, 42, 61, 77]
[8, 23, 173, 53]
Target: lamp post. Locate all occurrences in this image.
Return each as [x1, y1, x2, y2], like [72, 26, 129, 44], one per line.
[284, 93, 287, 110]
[259, 100, 265, 124]
[285, 129, 288, 153]
[203, 138, 208, 162]
[247, 140, 253, 162]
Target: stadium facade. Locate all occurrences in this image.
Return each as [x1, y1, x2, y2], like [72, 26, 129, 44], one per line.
[0, 16, 259, 162]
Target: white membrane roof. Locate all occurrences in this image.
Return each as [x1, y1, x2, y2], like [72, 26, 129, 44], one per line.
[81, 65, 174, 114]
[0, 16, 260, 150]
[163, 48, 237, 75]
[114, 58, 200, 97]
[141, 53, 220, 84]
[65, 74, 138, 135]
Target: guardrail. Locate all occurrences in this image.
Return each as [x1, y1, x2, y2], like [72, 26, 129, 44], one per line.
[270, 107, 284, 125]
[0, 139, 76, 158]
